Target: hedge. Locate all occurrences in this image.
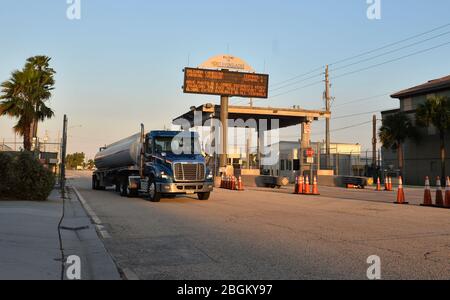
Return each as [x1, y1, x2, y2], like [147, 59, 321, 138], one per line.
[0, 152, 55, 201]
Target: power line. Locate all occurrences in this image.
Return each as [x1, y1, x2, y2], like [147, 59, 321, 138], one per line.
[329, 22, 450, 66]
[333, 93, 390, 108]
[270, 66, 324, 88]
[331, 30, 450, 72]
[332, 40, 450, 81]
[268, 22, 450, 93]
[270, 80, 324, 99]
[279, 120, 374, 139]
[332, 109, 396, 120]
[270, 31, 450, 97]
[312, 120, 374, 136]
[270, 72, 324, 92]
[268, 41, 450, 99]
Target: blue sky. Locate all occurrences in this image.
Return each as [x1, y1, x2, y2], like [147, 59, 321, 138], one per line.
[1, 0, 450, 158]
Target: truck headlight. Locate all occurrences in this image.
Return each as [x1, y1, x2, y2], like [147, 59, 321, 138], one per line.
[160, 171, 170, 180]
[207, 172, 213, 180]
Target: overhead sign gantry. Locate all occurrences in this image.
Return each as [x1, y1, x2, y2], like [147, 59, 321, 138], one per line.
[182, 55, 269, 173]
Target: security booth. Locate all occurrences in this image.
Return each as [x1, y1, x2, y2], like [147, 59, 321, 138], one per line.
[173, 104, 330, 186]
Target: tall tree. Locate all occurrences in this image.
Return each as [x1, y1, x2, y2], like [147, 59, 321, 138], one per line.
[379, 112, 419, 177]
[416, 95, 450, 183]
[66, 153, 86, 170]
[0, 56, 56, 151]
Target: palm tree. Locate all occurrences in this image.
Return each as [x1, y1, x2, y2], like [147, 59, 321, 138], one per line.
[379, 112, 419, 177]
[0, 56, 56, 151]
[416, 95, 450, 183]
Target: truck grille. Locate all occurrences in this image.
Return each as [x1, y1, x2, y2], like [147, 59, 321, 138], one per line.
[174, 163, 205, 182]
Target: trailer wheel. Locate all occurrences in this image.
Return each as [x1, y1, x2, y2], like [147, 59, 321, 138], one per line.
[148, 179, 161, 202]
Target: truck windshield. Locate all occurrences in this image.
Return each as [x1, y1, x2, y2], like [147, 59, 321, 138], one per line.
[154, 136, 201, 155]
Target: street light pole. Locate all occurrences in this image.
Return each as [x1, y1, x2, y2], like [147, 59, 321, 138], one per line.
[60, 115, 68, 196]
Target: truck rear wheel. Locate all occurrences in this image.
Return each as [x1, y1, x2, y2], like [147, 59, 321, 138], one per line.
[197, 192, 210, 201]
[148, 179, 161, 202]
[92, 175, 105, 190]
[92, 176, 97, 190]
[120, 180, 129, 197]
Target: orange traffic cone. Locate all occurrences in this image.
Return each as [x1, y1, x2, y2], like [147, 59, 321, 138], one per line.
[227, 176, 231, 189]
[221, 176, 225, 189]
[394, 176, 408, 204]
[237, 176, 244, 191]
[304, 176, 311, 195]
[376, 177, 382, 191]
[299, 176, 305, 195]
[445, 177, 450, 208]
[421, 177, 433, 207]
[388, 177, 394, 192]
[312, 176, 320, 195]
[435, 177, 444, 207]
[230, 176, 235, 191]
[384, 177, 389, 191]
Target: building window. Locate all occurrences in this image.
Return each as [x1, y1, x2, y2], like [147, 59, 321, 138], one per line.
[281, 160, 286, 171]
[403, 98, 413, 111]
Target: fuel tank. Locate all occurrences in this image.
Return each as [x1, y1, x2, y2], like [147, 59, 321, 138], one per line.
[94, 133, 142, 170]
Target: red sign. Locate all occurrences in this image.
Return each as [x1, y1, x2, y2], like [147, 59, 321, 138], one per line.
[305, 148, 315, 158]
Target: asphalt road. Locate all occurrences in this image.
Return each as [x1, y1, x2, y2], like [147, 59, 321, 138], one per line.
[69, 171, 450, 280]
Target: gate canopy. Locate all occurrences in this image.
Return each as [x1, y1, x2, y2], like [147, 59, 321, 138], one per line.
[173, 104, 330, 130]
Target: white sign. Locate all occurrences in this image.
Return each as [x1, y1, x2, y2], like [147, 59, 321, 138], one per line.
[199, 55, 255, 72]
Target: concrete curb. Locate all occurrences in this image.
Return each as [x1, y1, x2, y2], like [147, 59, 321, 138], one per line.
[68, 187, 122, 280]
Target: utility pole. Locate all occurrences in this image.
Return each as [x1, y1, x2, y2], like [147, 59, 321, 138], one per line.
[60, 115, 68, 196]
[325, 65, 331, 170]
[372, 115, 377, 169]
[220, 95, 229, 172]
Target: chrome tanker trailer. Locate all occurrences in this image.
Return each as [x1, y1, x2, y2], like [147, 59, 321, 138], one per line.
[92, 125, 214, 202]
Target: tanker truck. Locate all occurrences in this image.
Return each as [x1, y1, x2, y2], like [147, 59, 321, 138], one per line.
[92, 125, 214, 202]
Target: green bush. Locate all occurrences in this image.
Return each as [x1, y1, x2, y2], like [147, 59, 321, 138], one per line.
[0, 152, 55, 201]
[0, 153, 14, 195]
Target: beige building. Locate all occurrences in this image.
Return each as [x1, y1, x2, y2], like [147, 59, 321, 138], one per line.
[382, 74, 450, 185]
[266, 141, 363, 182]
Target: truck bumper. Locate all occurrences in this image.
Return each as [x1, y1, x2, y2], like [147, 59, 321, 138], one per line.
[157, 182, 214, 194]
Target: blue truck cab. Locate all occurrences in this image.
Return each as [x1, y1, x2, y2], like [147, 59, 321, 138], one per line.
[143, 131, 214, 201]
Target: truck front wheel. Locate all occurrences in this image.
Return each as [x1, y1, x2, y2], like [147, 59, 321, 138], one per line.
[148, 179, 161, 202]
[197, 192, 210, 201]
[92, 175, 105, 191]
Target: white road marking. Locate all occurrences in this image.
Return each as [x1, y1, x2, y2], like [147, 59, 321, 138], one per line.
[72, 186, 112, 239]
